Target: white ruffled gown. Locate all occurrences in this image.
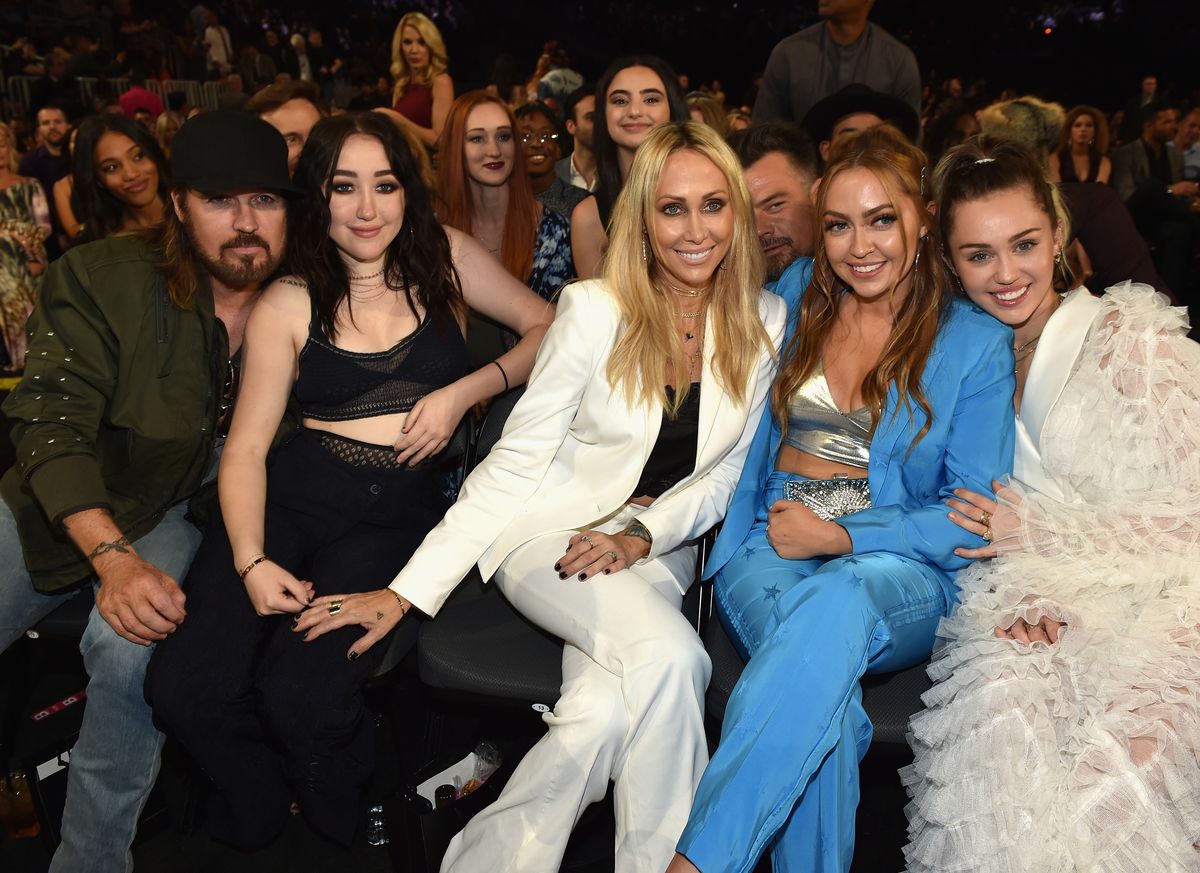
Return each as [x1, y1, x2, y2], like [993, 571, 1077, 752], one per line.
[903, 284, 1200, 872]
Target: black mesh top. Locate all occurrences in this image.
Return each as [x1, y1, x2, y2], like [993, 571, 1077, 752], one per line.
[294, 308, 468, 422]
[632, 383, 701, 499]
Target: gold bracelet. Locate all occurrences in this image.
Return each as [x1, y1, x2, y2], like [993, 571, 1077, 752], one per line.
[389, 588, 411, 616]
[237, 554, 268, 580]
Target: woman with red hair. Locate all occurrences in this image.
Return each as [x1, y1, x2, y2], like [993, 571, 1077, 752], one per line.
[437, 91, 575, 307]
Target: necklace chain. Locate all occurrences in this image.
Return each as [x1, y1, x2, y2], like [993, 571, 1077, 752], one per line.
[349, 269, 384, 282]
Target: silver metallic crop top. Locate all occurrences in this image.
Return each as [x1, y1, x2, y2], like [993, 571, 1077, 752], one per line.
[782, 362, 872, 468]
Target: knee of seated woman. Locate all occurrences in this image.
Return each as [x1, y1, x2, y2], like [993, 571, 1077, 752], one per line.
[546, 674, 629, 745]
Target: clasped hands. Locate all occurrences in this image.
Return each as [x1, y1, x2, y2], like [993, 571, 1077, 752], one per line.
[766, 500, 851, 560]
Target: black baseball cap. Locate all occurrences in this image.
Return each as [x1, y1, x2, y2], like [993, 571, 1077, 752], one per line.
[170, 110, 303, 195]
[802, 84, 920, 144]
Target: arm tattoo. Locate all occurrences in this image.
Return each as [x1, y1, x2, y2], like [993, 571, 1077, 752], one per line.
[86, 537, 133, 562]
[376, 611, 385, 621]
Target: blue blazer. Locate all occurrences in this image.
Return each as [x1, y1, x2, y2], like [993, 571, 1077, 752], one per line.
[705, 258, 1017, 594]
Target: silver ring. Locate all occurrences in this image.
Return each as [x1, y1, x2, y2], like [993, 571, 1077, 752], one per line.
[580, 534, 593, 545]
[606, 550, 618, 563]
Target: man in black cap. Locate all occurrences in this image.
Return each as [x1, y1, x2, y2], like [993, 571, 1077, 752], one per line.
[801, 82, 921, 164]
[0, 111, 298, 873]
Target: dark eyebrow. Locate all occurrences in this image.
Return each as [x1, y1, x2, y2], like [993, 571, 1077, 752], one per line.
[823, 203, 894, 220]
[331, 169, 396, 177]
[639, 88, 665, 96]
[957, 226, 1042, 250]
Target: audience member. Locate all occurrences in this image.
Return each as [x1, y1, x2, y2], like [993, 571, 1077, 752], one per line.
[906, 133, 1200, 873]
[19, 104, 71, 257]
[0, 121, 50, 370]
[145, 110, 552, 852]
[754, 0, 920, 127]
[299, 120, 784, 873]
[387, 11, 454, 149]
[570, 54, 689, 277]
[728, 121, 818, 280]
[0, 109, 292, 873]
[154, 109, 183, 157]
[1117, 72, 1160, 144]
[4, 36, 45, 78]
[921, 102, 980, 165]
[802, 82, 920, 162]
[290, 33, 314, 82]
[52, 125, 83, 242]
[1049, 105, 1112, 184]
[245, 78, 326, 178]
[555, 85, 597, 191]
[533, 41, 583, 116]
[31, 47, 78, 116]
[1175, 106, 1200, 181]
[687, 93, 730, 138]
[118, 68, 165, 120]
[1111, 101, 1199, 303]
[669, 124, 1014, 873]
[439, 92, 576, 309]
[515, 101, 589, 222]
[73, 113, 169, 243]
[203, 8, 234, 77]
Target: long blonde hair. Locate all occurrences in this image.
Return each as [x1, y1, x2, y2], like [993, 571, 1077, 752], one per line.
[603, 121, 771, 413]
[390, 12, 448, 100]
[772, 124, 948, 447]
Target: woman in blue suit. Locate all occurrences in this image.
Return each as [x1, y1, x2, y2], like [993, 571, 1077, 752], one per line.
[668, 125, 1016, 873]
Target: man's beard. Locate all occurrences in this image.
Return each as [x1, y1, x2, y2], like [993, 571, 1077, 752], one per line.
[762, 238, 799, 282]
[187, 226, 284, 289]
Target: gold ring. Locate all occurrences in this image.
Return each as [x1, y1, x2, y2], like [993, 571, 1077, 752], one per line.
[981, 526, 993, 543]
[328, 599, 343, 615]
[979, 510, 992, 526]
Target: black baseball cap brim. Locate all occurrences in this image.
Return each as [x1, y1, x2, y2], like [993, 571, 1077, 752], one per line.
[802, 84, 920, 144]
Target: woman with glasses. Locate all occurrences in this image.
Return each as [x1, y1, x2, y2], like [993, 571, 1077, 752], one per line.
[437, 91, 575, 304]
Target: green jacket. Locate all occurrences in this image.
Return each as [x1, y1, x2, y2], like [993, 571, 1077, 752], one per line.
[2, 236, 231, 592]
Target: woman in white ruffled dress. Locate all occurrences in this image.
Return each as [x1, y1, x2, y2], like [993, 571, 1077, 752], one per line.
[902, 136, 1200, 872]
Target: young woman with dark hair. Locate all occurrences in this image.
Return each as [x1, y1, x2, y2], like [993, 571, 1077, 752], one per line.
[145, 111, 552, 851]
[570, 55, 689, 277]
[72, 113, 169, 242]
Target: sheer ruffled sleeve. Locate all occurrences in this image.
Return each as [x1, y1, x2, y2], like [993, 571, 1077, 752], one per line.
[1001, 283, 1200, 564]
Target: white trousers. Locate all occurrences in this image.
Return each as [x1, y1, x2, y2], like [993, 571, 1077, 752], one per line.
[440, 505, 710, 873]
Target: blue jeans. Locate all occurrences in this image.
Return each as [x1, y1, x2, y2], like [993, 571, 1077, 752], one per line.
[678, 471, 950, 873]
[0, 498, 203, 873]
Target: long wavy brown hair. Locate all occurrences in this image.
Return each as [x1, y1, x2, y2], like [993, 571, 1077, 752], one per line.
[436, 91, 540, 283]
[772, 124, 948, 448]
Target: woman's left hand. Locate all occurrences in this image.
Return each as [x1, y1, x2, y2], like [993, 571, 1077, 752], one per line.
[766, 500, 851, 560]
[394, 385, 467, 466]
[556, 530, 649, 580]
[947, 480, 1019, 559]
[293, 588, 412, 660]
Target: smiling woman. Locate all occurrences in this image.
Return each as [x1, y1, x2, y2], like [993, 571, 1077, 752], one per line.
[143, 111, 553, 852]
[437, 91, 576, 305]
[72, 113, 169, 243]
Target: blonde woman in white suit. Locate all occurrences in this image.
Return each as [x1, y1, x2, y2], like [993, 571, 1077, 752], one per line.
[296, 120, 787, 872]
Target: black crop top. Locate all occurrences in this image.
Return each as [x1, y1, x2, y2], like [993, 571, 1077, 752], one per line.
[632, 383, 701, 499]
[293, 306, 469, 422]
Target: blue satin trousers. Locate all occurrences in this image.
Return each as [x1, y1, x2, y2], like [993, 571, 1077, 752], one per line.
[678, 471, 950, 873]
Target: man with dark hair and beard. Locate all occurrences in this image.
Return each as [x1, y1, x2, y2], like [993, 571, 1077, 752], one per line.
[0, 110, 298, 873]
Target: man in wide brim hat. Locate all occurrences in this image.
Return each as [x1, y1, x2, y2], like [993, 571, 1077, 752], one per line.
[802, 83, 921, 162]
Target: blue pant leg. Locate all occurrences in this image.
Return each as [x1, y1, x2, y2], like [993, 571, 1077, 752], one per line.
[50, 501, 202, 873]
[679, 552, 946, 873]
[713, 519, 822, 659]
[0, 496, 76, 651]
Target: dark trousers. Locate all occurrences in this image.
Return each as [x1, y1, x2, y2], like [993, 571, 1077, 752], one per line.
[145, 429, 442, 849]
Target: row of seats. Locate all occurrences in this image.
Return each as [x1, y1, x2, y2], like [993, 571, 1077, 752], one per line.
[3, 73, 229, 119]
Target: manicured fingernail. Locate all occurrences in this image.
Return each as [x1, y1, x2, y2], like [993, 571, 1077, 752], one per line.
[554, 563, 561, 571]
[578, 572, 587, 581]
[348, 651, 358, 661]
[302, 632, 309, 641]
[291, 616, 300, 626]
[558, 572, 567, 580]
[602, 569, 610, 575]
[307, 593, 314, 603]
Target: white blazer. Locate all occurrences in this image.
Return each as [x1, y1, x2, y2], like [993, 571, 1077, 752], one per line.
[391, 279, 788, 617]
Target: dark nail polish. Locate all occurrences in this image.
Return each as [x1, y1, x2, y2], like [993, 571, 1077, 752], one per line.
[302, 632, 309, 641]
[291, 615, 300, 626]
[307, 593, 314, 604]
[348, 651, 358, 661]
[558, 572, 567, 580]
[603, 569, 610, 575]
[554, 563, 561, 572]
[578, 572, 587, 581]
